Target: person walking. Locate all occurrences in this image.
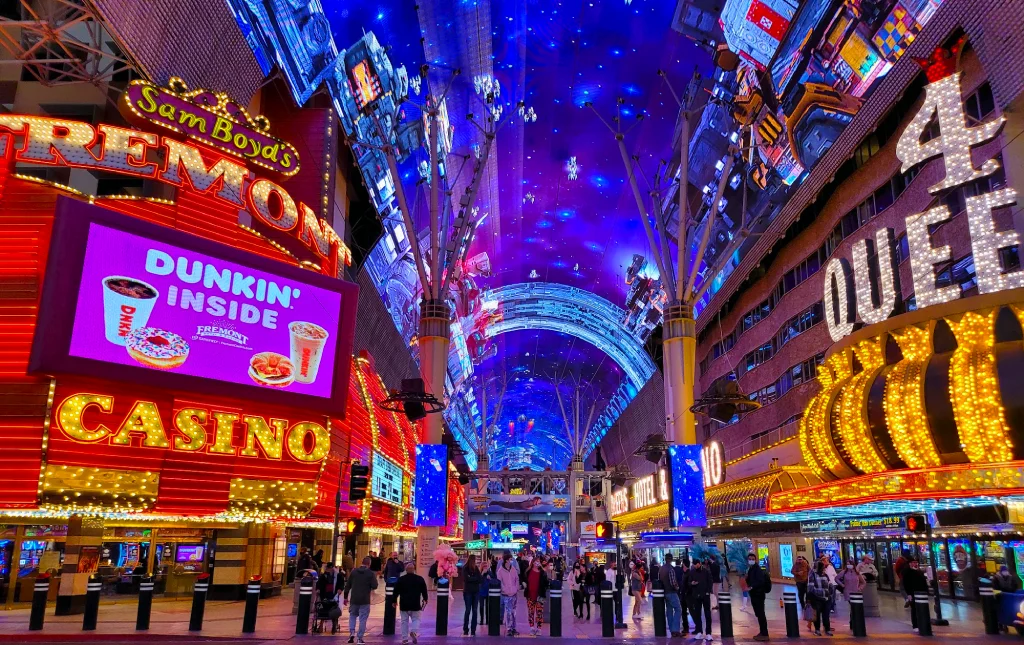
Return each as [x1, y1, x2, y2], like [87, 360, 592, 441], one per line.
[630, 562, 644, 618]
[709, 557, 723, 609]
[791, 555, 810, 617]
[317, 562, 343, 634]
[660, 553, 682, 635]
[384, 551, 406, 581]
[835, 559, 865, 631]
[498, 552, 522, 636]
[570, 561, 584, 619]
[480, 558, 496, 627]
[686, 557, 713, 641]
[821, 555, 838, 615]
[463, 554, 482, 635]
[313, 549, 325, 571]
[900, 558, 929, 630]
[524, 557, 549, 635]
[676, 558, 691, 635]
[745, 553, 770, 642]
[393, 562, 428, 645]
[585, 563, 599, 619]
[807, 561, 834, 636]
[343, 556, 379, 644]
[297, 547, 313, 573]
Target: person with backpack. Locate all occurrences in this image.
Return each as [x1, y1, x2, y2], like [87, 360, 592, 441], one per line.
[745, 553, 771, 641]
[807, 561, 834, 636]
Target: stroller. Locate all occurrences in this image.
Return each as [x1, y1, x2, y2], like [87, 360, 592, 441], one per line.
[312, 590, 342, 634]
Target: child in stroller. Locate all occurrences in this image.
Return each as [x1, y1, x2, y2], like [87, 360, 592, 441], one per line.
[313, 563, 344, 634]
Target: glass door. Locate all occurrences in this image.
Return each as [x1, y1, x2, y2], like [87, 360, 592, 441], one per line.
[932, 540, 950, 597]
[876, 541, 892, 590]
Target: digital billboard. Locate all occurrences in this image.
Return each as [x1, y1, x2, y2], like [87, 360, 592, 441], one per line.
[668, 444, 708, 528]
[413, 444, 448, 527]
[31, 198, 357, 416]
[372, 452, 404, 505]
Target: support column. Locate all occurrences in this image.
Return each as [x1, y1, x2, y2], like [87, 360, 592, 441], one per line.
[55, 515, 103, 615]
[662, 302, 697, 445]
[210, 525, 252, 600]
[416, 299, 451, 579]
[568, 455, 583, 565]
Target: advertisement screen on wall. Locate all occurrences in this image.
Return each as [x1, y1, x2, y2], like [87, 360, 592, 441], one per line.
[30, 198, 358, 416]
[414, 444, 448, 527]
[779, 543, 794, 578]
[668, 444, 707, 528]
[466, 495, 570, 514]
[372, 452, 404, 505]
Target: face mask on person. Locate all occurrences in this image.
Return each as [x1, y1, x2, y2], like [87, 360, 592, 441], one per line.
[748, 559, 756, 566]
[847, 565, 853, 570]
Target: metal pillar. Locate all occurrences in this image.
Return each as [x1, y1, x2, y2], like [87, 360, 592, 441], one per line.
[568, 455, 583, 565]
[663, 302, 696, 444]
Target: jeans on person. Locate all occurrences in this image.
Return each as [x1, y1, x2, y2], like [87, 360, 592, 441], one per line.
[665, 591, 682, 633]
[527, 598, 544, 629]
[464, 592, 478, 633]
[690, 595, 712, 635]
[813, 598, 831, 633]
[400, 610, 421, 641]
[501, 595, 518, 632]
[750, 591, 769, 636]
[349, 603, 371, 640]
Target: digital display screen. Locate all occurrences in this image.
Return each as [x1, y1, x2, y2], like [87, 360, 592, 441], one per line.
[372, 452, 404, 505]
[780, 543, 794, 578]
[414, 444, 448, 527]
[176, 545, 205, 563]
[31, 199, 357, 416]
[473, 520, 490, 535]
[668, 444, 707, 527]
[510, 523, 529, 535]
[287, 543, 298, 558]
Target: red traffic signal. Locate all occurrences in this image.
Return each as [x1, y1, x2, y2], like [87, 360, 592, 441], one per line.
[595, 521, 616, 540]
[906, 514, 929, 533]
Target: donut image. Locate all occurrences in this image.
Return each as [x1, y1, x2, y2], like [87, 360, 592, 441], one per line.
[249, 351, 295, 388]
[125, 327, 189, 369]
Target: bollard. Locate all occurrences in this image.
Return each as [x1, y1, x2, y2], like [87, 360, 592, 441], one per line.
[435, 578, 450, 636]
[295, 575, 314, 635]
[28, 573, 50, 631]
[383, 576, 398, 636]
[136, 577, 154, 631]
[850, 592, 866, 637]
[488, 587, 501, 636]
[549, 580, 563, 637]
[783, 590, 799, 637]
[600, 581, 614, 637]
[189, 573, 210, 631]
[613, 584, 626, 629]
[242, 575, 262, 634]
[652, 580, 667, 638]
[980, 583, 998, 635]
[82, 575, 101, 631]
[717, 592, 733, 639]
[914, 592, 932, 636]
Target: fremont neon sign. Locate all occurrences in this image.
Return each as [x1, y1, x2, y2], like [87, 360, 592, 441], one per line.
[0, 114, 346, 278]
[824, 71, 1017, 342]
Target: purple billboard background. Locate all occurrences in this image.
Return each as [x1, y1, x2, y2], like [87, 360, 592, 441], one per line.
[68, 223, 342, 399]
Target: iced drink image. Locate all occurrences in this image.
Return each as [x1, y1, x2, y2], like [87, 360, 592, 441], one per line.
[289, 321, 329, 384]
[102, 276, 158, 346]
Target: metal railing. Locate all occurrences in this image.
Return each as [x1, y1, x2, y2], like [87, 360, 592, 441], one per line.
[724, 419, 799, 463]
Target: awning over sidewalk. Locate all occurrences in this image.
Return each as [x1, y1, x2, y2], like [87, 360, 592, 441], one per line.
[705, 467, 822, 519]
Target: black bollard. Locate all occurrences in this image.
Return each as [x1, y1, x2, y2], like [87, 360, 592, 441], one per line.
[136, 577, 154, 631]
[601, 581, 614, 637]
[488, 586, 501, 636]
[717, 592, 733, 639]
[242, 575, 262, 634]
[295, 575, 314, 635]
[652, 580, 667, 638]
[783, 590, 799, 637]
[435, 577, 450, 636]
[980, 582, 998, 635]
[383, 577, 398, 636]
[914, 592, 932, 636]
[82, 575, 101, 631]
[850, 592, 866, 637]
[613, 584, 626, 628]
[189, 574, 210, 631]
[549, 580, 563, 637]
[28, 572, 50, 631]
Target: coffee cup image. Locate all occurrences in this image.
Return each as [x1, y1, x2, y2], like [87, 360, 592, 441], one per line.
[288, 321, 329, 384]
[102, 276, 158, 346]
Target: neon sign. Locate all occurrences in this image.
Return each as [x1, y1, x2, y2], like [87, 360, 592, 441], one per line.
[701, 439, 726, 488]
[53, 392, 331, 463]
[610, 469, 671, 517]
[0, 114, 348, 279]
[824, 70, 1016, 342]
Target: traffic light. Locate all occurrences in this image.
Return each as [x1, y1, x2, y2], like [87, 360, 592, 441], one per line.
[341, 518, 364, 535]
[349, 463, 369, 501]
[906, 514, 929, 533]
[594, 521, 616, 540]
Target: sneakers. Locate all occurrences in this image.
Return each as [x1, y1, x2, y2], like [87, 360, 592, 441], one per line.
[358, 639, 366, 645]
[704, 636, 713, 642]
[814, 630, 822, 636]
[348, 638, 355, 644]
[411, 632, 418, 644]
[753, 635, 770, 642]
[402, 641, 410, 645]
[825, 631, 834, 637]
[691, 633, 704, 640]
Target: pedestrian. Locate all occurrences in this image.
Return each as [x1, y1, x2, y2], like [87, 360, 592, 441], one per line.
[630, 562, 644, 618]
[807, 561, 834, 636]
[856, 555, 877, 581]
[570, 561, 584, 619]
[384, 551, 405, 581]
[835, 559, 865, 630]
[524, 557, 549, 635]
[580, 562, 593, 619]
[994, 564, 1020, 592]
[369, 551, 382, 576]
[709, 557, 722, 609]
[745, 552, 770, 642]
[791, 555, 810, 615]
[480, 558, 496, 626]
[393, 562, 428, 645]
[497, 551, 522, 636]
[687, 557, 713, 641]
[900, 558, 929, 630]
[660, 553, 682, 634]
[676, 557, 691, 635]
[297, 547, 313, 573]
[343, 556, 379, 644]
[463, 554, 482, 635]
[316, 562, 343, 634]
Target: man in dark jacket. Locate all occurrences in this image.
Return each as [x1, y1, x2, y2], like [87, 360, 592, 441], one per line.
[344, 557, 379, 644]
[900, 559, 929, 629]
[393, 562, 428, 645]
[746, 553, 770, 641]
[709, 558, 723, 608]
[687, 559, 713, 640]
[384, 552, 406, 581]
[675, 558, 690, 635]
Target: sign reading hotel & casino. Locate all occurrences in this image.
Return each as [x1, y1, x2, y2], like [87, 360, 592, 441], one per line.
[823, 69, 1016, 342]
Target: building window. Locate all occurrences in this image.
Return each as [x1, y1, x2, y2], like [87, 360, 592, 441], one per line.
[854, 133, 881, 168]
[964, 82, 996, 123]
[744, 340, 776, 373]
[895, 233, 909, 264]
